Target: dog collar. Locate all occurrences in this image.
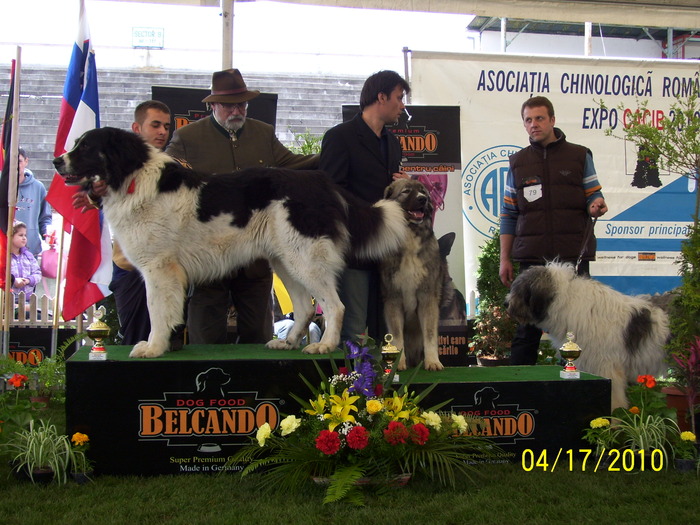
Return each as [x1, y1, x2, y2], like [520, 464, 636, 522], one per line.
[127, 179, 136, 194]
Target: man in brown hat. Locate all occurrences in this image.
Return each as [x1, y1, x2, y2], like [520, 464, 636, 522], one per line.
[166, 68, 318, 346]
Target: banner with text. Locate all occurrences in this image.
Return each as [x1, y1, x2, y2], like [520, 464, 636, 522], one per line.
[411, 51, 700, 297]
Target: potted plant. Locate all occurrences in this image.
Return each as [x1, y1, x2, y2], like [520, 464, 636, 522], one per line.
[664, 336, 700, 435]
[469, 305, 515, 365]
[471, 231, 517, 365]
[582, 417, 616, 457]
[671, 430, 698, 472]
[69, 432, 94, 483]
[0, 372, 35, 437]
[3, 419, 73, 484]
[25, 356, 65, 407]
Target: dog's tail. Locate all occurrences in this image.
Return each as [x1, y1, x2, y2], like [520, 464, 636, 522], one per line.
[344, 193, 408, 261]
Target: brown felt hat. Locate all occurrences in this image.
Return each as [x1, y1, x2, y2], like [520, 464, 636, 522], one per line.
[201, 69, 260, 104]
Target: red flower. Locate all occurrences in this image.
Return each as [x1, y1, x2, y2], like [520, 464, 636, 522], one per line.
[315, 430, 341, 455]
[410, 423, 430, 445]
[374, 384, 384, 397]
[383, 421, 409, 445]
[346, 426, 370, 450]
[636, 374, 656, 388]
[7, 373, 28, 388]
[338, 367, 349, 376]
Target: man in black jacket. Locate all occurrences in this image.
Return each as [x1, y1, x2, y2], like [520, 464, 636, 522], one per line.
[319, 70, 410, 344]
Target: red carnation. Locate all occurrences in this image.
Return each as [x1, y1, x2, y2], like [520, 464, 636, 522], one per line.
[383, 421, 409, 445]
[346, 426, 370, 450]
[315, 430, 341, 455]
[410, 423, 430, 445]
[338, 367, 349, 376]
[374, 383, 384, 397]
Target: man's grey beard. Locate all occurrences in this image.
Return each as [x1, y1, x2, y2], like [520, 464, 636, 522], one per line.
[215, 114, 245, 133]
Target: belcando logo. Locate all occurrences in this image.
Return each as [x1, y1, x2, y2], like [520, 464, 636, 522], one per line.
[453, 386, 536, 445]
[462, 145, 522, 236]
[393, 125, 439, 161]
[138, 367, 280, 446]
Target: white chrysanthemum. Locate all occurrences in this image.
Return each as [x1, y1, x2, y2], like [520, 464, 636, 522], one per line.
[279, 415, 301, 436]
[256, 422, 271, 447]
[423, 411, 442, 430]
[452, 414, 468, 432]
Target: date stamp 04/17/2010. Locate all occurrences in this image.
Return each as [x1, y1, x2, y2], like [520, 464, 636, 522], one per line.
[520, 448, 666, 472]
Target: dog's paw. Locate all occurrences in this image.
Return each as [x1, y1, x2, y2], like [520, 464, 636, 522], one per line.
[301, 342, 333, 355]
[266, 338, 297, 350]
[424, 360, 444, 371]
[129, 341, 165, 358]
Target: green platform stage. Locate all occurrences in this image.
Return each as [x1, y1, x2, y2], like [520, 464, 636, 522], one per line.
[66, 345, 610, 475]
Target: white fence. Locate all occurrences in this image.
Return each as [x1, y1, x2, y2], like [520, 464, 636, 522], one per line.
[1, 291, 102, 356]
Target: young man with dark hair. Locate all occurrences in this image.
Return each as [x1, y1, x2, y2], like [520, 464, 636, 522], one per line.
[319, 70, 410, 343]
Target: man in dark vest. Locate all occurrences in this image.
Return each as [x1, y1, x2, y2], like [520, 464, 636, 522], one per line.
[499, 96, 608, 365]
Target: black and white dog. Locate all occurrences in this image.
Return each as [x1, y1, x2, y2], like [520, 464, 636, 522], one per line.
[505, 262, 669, 409]
[53, 127, 407, 358]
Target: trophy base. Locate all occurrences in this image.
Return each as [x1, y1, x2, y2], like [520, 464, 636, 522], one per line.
[560, 370, 580, 379]
[89, 350, 108, 361]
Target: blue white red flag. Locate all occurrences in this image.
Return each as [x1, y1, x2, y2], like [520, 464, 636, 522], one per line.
[0, 59, 17, 289]
[47, 0, 112, 321]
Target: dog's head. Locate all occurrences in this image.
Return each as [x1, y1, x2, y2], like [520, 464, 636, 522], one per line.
[504, 265, 559, 325]
[53, 127, 152, 191]
[383, 179, 433, 226]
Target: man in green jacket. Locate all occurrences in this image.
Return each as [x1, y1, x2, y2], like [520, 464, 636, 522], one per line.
[166, 68, 318, 346]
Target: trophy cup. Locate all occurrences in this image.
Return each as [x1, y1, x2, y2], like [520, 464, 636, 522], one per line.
[381, 333, 400, 383]
[87, 309, 111, 361]
[559, 331, 581, 379]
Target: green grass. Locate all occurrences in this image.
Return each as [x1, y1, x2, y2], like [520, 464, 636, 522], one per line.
[1, 401, 698, 525]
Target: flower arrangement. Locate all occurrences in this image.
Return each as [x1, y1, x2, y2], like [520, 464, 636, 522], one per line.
[469, 305, 516, 360]
[228, 336, 496, 505]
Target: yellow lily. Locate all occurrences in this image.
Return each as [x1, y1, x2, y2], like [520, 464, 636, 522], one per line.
[305, 393, 327, 417]
[323, 389, 360, 430]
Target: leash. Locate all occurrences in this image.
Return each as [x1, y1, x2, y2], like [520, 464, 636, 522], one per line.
[575, 217, 597, 274]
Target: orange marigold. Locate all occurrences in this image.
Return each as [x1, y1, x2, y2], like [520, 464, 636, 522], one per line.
[629, 406, 640, 414]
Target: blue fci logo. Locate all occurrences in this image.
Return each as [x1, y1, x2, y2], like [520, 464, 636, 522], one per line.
[462, 145, 522, 237]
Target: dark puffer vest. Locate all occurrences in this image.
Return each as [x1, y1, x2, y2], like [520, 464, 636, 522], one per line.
[509, 129, 596, 263]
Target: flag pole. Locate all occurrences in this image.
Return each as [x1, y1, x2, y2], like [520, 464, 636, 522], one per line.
[1, 47, 21, 355]
[51, 216, 67, 354]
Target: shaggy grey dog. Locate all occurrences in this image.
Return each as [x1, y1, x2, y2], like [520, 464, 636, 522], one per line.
[380, 179, 444, 371]
[505, 262, 669, 409]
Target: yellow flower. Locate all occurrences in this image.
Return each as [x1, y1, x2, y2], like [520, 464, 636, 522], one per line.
[681, 431, 696, 443]
[71, 432, 89, 447]
[279, 415, 301, 436]
[324, 389, 360, 431]
[256, 423, 271, 447]
[452, 414, 468, 433]
[590, 418, 611, 429]
[366, 399, 383, 415]
[305, 394, 327, 417]
[423, 411, 442, 430]
[384, 392, 410, 421]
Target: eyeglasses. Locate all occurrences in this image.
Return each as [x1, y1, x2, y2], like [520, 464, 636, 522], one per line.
[216, 102, 247, 111]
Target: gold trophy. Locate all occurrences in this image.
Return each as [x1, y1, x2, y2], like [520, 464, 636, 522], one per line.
[86, 309, 111, 361]
[381, 333, 400, 383]
[559, 331, 581, 379]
